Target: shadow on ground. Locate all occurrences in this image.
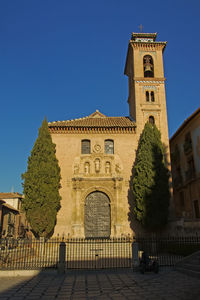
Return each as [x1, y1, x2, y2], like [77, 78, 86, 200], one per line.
[0, 268, 199, 299]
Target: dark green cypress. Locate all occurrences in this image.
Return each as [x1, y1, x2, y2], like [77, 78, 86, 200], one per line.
[133, 122, 170, 230]
[22, 118, 61, 238]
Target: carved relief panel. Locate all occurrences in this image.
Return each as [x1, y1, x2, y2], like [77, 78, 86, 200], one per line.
[73, 155, 122, 177]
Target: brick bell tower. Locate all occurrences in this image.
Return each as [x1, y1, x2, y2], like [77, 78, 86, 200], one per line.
[124, 32, 170, 158]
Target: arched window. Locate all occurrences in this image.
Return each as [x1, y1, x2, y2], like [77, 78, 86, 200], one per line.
[151, 91, 155, 102]
[105, 139, 114, 154]
[81, 140, 91, 154]
[143, 55, 154, 78]
[149, 116, 155, 125]
[146, 91, 149, 102]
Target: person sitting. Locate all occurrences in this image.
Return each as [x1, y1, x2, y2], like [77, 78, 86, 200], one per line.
[141, 251, 150, 265]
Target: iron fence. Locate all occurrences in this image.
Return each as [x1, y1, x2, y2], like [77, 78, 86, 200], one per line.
[0, 238, 60, 270]
[0, 237, 132, 270]
[65, 238, 132, 269]
[136, 235, 200, 266]
[0, 235, 200, 270]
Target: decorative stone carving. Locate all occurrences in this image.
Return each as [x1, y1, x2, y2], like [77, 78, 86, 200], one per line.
[95, 158, 100, 173]
[72, 178, 82, 190]
[136, 80, 163, 84]
[115, 163, 121, 174]
[74, 164, 79, 174]
[84, 162, 90, 174]
[93, 143, 101, 153]
[143, 86, 157, 92]
[105, 161, 111, 174]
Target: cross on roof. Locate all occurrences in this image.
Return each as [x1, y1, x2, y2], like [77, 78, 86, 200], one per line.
[139, 24, 143, 32]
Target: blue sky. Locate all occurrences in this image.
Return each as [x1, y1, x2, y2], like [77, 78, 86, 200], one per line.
[0, 0, 199, 193]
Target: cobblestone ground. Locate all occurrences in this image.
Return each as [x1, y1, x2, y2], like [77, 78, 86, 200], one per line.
[0, 269, 199, 300]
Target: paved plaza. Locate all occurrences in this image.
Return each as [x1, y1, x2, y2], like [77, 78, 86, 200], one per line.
[0, 268, 199, 300]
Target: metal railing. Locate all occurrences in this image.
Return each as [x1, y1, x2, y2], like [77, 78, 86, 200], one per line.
[136, 235, 200, 266]
[0, 238, 60, 270]
[1, 235, 200, 270]
[0, 237, 132, 270]
[65, 237, 132, 269]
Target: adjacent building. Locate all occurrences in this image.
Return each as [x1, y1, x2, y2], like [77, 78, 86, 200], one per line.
[170, 107, 200, 232]
[0, 192, 28, 238]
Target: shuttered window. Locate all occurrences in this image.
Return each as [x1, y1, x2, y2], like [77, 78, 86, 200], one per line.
[81, 140, 91, 154]
[105, 140, 114, 154]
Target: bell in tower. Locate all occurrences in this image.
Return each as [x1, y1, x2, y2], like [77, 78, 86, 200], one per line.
[143, 55, 154, 77]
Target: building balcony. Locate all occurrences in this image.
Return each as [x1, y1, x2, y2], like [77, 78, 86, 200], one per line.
[183, 140, 193, 155]
[171, 146, 180, 165]
[173, 176, 183, 189]
[185, 168, 196, 182]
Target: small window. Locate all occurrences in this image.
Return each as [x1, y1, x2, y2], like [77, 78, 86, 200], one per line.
[81, 140, 91, 154]
[151, 91, 155, 102]
[105, 140, 114, 154]
[179, 191, 184, 208]
[146, 91, 149, 102]
[8, 213, 12, 224]
[149, 116, 155, 125]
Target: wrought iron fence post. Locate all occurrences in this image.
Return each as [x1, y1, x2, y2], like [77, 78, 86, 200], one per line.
[132, 241, 139, 268]
[58, 241, 66, 274]
[40, 237, 45, 256]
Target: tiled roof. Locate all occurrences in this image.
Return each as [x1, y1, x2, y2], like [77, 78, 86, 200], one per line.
[0, 193, 23, 199]
[48, 110, 136, 129]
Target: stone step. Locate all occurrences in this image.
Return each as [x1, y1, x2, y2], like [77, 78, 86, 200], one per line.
[181, 263, 200, 272]
[175, 266, 200, 278]
[175, 251, 200, 278]
[188, 258, 200, 264]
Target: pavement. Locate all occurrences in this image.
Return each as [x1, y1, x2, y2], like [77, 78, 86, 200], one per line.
[0, 268, 200, 300]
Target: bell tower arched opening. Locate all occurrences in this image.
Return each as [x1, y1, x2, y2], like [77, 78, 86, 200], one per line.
[143, 55, 154, 78]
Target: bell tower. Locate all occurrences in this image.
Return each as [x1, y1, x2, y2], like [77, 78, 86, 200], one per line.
[124, 32, 170, 155]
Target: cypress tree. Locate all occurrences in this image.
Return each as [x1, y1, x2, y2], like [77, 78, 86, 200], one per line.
[22, 118, 61, 238]
[132, 122, 170, 230]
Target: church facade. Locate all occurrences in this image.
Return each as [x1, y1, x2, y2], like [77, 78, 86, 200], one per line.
[48, 32, 170, 238]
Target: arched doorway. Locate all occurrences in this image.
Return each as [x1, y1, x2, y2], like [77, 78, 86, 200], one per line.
[84, 191, 111, 238]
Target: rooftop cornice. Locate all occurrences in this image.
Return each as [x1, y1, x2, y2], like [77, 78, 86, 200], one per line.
[131, 32, 157, 41]
[0, 192, 23, 199]
[49, 126, 136, 134]
[170, 107, 200, 142]
[130, 41, 167, 51]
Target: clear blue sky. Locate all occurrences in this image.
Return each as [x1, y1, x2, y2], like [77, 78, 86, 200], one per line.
[0, 0, 199, 193]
